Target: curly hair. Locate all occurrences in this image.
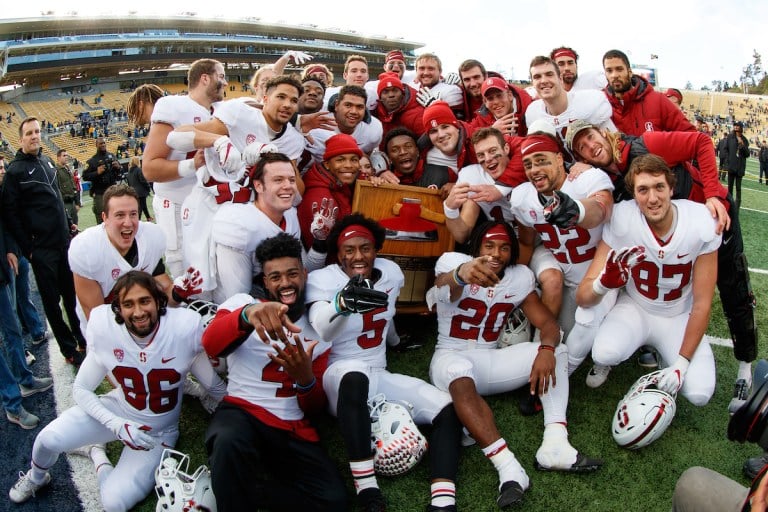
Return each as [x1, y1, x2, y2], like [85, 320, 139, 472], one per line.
[468, 221, 520, 267]
[255, 232, 303, 267]
[326, 213, 386, 260]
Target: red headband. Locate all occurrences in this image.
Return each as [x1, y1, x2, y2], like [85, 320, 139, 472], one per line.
[337, 224, 375, 248]
[552, 49, 577, 61]
[305, 65, 327, 77]
[521, 134, 561, 157]
[483, 224, 511, 243]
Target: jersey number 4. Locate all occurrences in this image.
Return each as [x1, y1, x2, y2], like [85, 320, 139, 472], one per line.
[112, 366, 182, 414]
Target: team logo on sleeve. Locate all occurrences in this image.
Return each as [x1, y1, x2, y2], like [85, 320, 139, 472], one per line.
[111, 268, 121, 280]
[246, 134, 257, 145]
[470, 284, 480, 295]
[194, 116, 202, 123]
[113, 348, 124, 362]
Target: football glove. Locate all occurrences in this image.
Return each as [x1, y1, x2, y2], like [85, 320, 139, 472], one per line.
[656, 355, 689, 395]
[592, 246, 646, 295]
[310, 198, 338, 242]
[213, 136, 242, 175]
[172, 266, 203, 303]
[111, 419, 155, 450]
[538, 190, 584, 229]
[369, 149, 391, 175]
[443, 72, 461, 86]
[242, 142, 279, 167]
[285, 50, 313, 65]
[416, 86, 441, 108]
[334, 275, 389, 315]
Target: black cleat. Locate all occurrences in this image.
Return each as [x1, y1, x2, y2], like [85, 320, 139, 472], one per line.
[744, 453, 768, 480]
[518, 394, 542, 416]
[426, 505, 457, 512]
[358, 488, 387, 512]
[389, 334, 424, 353]
[535, 453, 603, 473]
[497, 480, 526, 508]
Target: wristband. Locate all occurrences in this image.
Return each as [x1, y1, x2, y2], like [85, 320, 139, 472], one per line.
[295, 377, 316, 393]
[171, 289, 184, 304]
[538, 344, 556, 353]
[453, 264, 467, 286]
[178, 158, 196, 178]
[592, 279, 609, 296]
[575, 199, 586, 224]
[239, 304, 255, 331]
[443, 201, 460, 220]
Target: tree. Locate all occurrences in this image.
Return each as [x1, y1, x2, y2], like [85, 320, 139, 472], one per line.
[685, 81, 693, 90]
[712, 80, 723, 92]
[753, 49, 763, 81]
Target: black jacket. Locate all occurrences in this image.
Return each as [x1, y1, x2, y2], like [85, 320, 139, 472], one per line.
[83, 150, 120, 194]
[127, 165, 151, 197]
[1, 148, 70, 257]
[725, 132, 750, 176]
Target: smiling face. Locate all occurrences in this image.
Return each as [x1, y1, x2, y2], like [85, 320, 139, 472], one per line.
[119, 284, 159, 337]
[337, 237, 377, 279]
[522, 150, 565, 194]
[103, 195, 140, 256]
[632, 171, 673, 229]
[530, 61, 563, 101]
[204, 63, 228, 103]
[428, 123, 460, 156]
[344, 60, 369, 86]
[474, 135, 510, 180]
[571, 128, 613, 168]
[262, 83, 300, 130]
[554, 55, 578, 86]
[299, 80, 325, 113]
[335, 93, 366, 133]
[254, 161, 297, 216]
[461, 65, 485, 98]
[416, 57, 441, 88]
[386, 134, 420, 174]
[483, 88, 514, 119]
[325, 153, 361, 185]
[478, 238, 512, 276]
[262, 256, 306, 307]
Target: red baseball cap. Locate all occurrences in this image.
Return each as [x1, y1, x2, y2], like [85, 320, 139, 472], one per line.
[481, 77, 509, 97]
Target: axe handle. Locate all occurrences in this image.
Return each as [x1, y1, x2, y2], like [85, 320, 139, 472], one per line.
[392, 203, 446, 224]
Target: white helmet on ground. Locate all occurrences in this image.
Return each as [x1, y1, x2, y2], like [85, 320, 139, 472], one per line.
[368, 394, 428, 476]
[155, 448, 217, 512]
[498, 307, 531, 348]
[612, 370, 677, 450]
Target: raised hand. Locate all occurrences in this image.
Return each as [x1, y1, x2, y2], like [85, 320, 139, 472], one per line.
[172, 266, 203, 303]
[592, 246, 646, 295]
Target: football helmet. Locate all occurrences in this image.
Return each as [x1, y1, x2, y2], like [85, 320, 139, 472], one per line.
[184, 300, 226, 375]
[155, 448, 217, 512]
[498, 307, 531, 348]
[368, 394, 428, 476]
[612, 370, 677, 450]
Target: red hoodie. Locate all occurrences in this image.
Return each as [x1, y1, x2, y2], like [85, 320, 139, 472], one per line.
[297, 163, 355, 249]
[373, 87, 426, 139]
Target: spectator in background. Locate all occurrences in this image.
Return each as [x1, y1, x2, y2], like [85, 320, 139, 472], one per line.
[759, 140, 768, 185]
[664, 88, 684, 110]
[83, 137, 121, 224]
[725, 122, 750, 210]
[127, 156, 152, 221]
[56, 150, 81, 225]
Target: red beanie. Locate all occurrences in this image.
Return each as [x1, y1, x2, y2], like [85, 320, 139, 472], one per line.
[324, 133, 363, 161]
[423, 101, 457, 129]
[377, 72, 405, 97]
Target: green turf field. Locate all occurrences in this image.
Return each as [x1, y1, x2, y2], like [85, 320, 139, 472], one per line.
[79, 160, 768, 511]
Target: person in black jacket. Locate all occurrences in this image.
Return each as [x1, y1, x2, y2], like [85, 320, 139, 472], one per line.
[82, 136, 121, 224]
[759, 140, 768, 185]
[725, 122, 750, 210]
[1, 117, 85, 366]
[126, 156, 152, 221]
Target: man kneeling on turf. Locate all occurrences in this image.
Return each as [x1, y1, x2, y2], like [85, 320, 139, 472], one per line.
[428, 221, 602, 508]
[9, 271, 225, 511]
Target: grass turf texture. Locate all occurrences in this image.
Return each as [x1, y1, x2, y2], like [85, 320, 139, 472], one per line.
[75, 166, 768, 511]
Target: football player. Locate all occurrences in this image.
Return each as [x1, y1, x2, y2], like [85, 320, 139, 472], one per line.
[203, 233, 347, 511]
[306, 214, 463, 512]
[142, 58, 224, 279]
[428, 220, 603, 508]
[510, 132, 615, 379]
[576, 154, 719, 407]
[9, 271, 226, 511]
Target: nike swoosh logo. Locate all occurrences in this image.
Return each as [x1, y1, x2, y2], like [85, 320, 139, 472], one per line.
[677, 253, 689, 259]
[28, 169, 34, 175]
[161, 357, 176, 364]
[722, 234, 733, 245]
[386, 288, 393, 293]
[504, 294, 516, 299]
[521, 141, 544, 154]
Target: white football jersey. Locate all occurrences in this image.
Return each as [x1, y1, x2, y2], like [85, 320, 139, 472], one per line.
[306, 117, 383, 166]
[457, 164, 515, 224]
[218, 294, 331, 421]
[214, 98, 305, 160]
[603, 199, 721, 317]
[69, 222, 166, 324]
[433, 253, 536, 350]
[511, 168, 613, 286]
[150, 95, 214, 203]
[525, 90, 615, 160]
[306, 259, 403, 369]
[84, 305, 205, 431]
[571, 69, 608, 92]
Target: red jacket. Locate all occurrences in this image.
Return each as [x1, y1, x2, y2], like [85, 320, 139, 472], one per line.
[420, 120, 478, 174]
[605, 75, 696, 136]
[496, 135, 528, 188]
[373, 88, 426, 139]
[468, 84, 533, 136]
[297, 163, 354, 249]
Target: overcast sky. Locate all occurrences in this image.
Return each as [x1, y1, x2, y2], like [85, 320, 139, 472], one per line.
[2, 0, 765, 90]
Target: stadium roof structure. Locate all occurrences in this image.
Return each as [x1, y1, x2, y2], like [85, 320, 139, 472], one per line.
[0, 15, 423, 87]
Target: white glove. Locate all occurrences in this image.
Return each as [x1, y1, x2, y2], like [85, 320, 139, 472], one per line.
[285, 50, 313, 65]
[111, 419, 155, 450]
[311, 198, 339, 241]
[213, 136, 242, 176]
[242, 142, 279, 167]
[416, 87, 441, 108]
[443, 72, 461, 86]
[656, 355, 690, 395]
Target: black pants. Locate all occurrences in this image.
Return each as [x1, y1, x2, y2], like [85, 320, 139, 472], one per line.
[137, 196, 151, 220]
[205, 403, 348, 512]
[29, 246, 84, 358]
[727, 173, 743, 210]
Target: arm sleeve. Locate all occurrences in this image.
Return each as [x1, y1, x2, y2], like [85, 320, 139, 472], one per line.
[202, 300, 254, 358]
[214, 244, 253, 301]
[72, 354, 122, 430]
[189, 351, 227, 402]
[308, 300, 350, 341]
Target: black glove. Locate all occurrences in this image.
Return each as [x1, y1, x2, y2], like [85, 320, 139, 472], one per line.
[335, 275, 389, 314]
[538, 190, 583, 229]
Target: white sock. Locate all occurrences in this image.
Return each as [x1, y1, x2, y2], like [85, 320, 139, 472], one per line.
[350, 459, 378, 493]
[482, 438, 529, 489]
[536, 423, 578, 469]
[90, 446, 113, 485]
[738, 361, 753, 384]
[430, 481, 456, 508]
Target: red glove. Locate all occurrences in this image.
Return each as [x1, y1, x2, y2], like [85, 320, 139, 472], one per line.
[172, 266, 203, 303]
[592, 246, 646, 295]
